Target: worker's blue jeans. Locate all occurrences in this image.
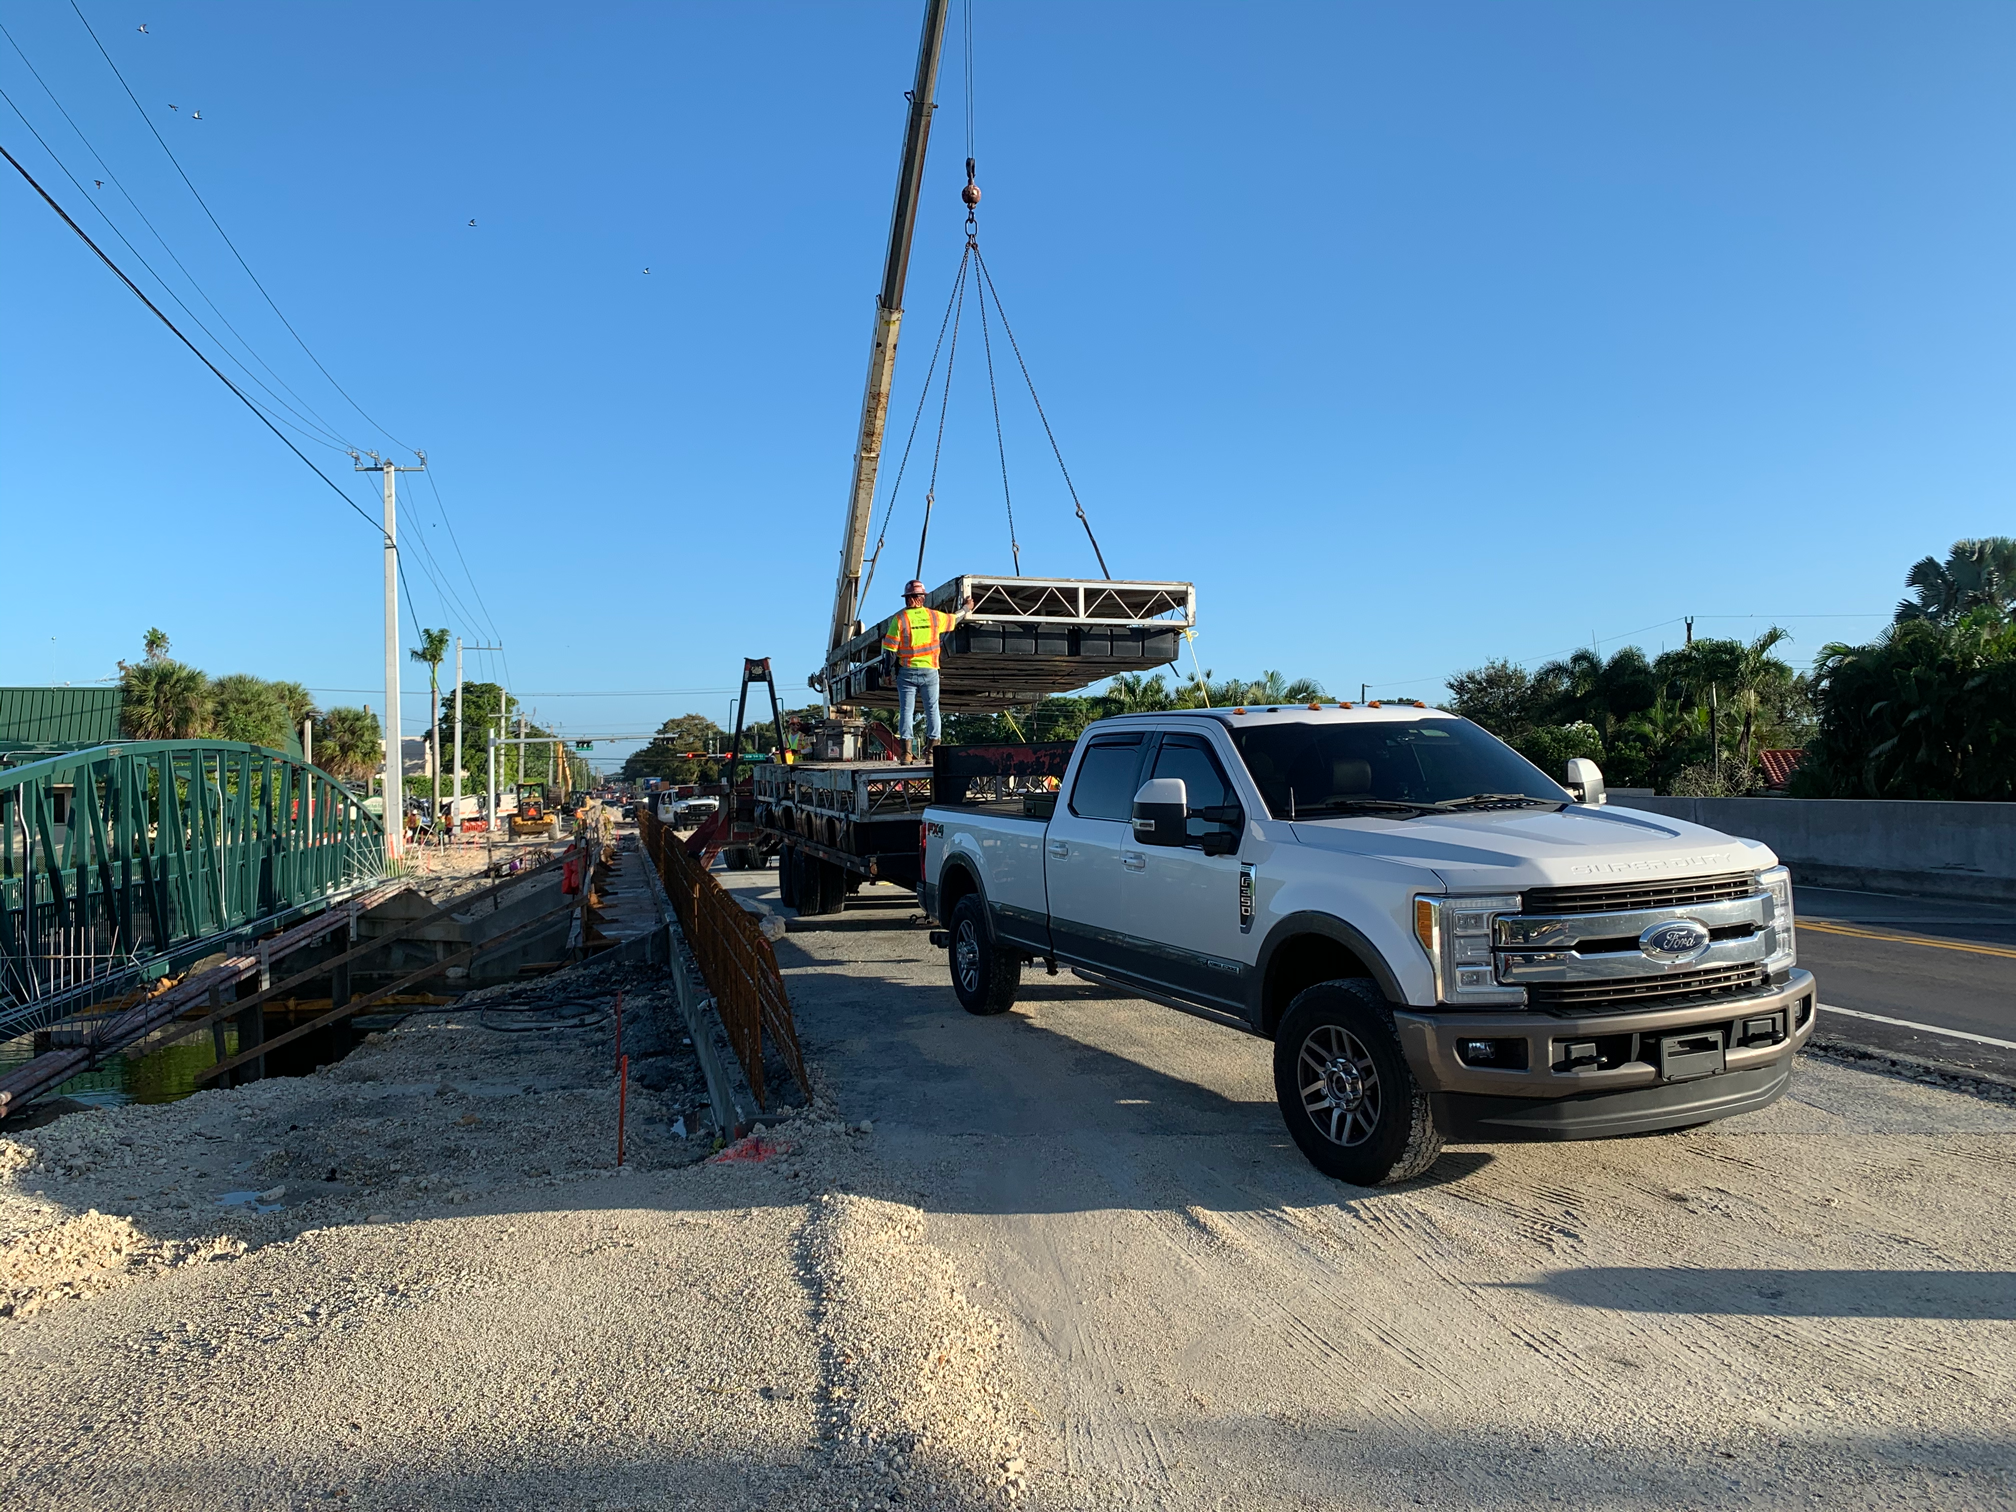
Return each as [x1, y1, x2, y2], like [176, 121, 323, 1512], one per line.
[896, 666, 941, 744]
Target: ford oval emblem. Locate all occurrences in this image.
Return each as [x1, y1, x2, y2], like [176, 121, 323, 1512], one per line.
[1640, 918, 1711, 964]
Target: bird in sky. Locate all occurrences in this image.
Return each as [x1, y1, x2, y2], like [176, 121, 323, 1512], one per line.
[190, 110, 201, 120]
[167, 103, 177, 111]
[643, 267, 651, 275]
[468, 218, 477, 227]
[94, 179, 103, 188]
[137, 23, 147, 33]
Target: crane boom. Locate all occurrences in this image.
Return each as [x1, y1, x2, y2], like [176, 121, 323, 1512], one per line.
[826, 0, 951, 668]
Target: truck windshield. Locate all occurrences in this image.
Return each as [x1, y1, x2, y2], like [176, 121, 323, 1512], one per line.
[1228, 718, 1570, 819]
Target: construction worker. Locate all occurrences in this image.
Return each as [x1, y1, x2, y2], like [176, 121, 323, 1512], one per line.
[882, 580, 974, 761]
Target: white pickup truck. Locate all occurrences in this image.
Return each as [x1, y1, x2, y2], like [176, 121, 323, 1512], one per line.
[921, 705, 1816, 1185]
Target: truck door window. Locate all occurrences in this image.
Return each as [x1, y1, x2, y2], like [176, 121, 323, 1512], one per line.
[1068, 737, 1146, 821]
[1151, 737, 1242, 839]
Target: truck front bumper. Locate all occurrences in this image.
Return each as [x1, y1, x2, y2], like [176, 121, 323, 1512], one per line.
[1393, 968, 1817, 1141]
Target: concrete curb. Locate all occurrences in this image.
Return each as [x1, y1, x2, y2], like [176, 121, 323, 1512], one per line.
[631, 834, 761, 1139]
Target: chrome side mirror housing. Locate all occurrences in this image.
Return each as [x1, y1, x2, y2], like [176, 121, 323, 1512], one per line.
[1131, 777, 1189, 847]
[1563, 757, 1606, 806]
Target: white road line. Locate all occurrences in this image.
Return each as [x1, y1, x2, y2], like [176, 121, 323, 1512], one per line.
[1818, 1001, 2016, 1052]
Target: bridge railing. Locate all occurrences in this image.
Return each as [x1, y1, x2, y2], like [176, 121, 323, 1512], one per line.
[0, 740, 384, 1038]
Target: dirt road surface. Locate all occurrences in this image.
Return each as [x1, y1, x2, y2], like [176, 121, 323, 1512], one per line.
[1, 854, 2011, 1510]
[755, 876, 2016, 1511]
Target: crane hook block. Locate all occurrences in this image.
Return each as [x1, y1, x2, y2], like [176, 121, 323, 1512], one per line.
[962, 156, 982, 210]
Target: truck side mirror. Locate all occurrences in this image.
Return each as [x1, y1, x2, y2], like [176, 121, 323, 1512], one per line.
[1563, 757, 1606, 807]
[1131, 777, 1188, 847]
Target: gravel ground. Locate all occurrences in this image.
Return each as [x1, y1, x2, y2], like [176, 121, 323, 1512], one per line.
[4, 863, 2012, 1511]
[0, 948, 1036, 1511]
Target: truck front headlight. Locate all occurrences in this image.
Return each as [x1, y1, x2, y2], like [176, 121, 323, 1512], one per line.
[1415, 894, 1526, 1006]
[1760, 865, 1796, 968]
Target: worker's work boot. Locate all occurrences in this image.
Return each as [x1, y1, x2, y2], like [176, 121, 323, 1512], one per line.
[899, 738, 914, 764]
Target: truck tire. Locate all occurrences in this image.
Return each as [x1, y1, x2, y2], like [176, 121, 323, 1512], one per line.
[948, 894, 1019, 1016]
[779, 844, 800, 909]
[1273, 979, 1442, 1186]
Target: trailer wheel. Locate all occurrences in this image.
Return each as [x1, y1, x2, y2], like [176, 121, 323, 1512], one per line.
[948, 894, 1019, 1016]
[1273, 979, 1442, 1186]
[779, 844, 800, 909]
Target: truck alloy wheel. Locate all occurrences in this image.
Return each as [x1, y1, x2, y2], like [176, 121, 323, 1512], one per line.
[1297, 1023, 1380, 1147]
[948, 894, 1019, 1016]
[1272, 979, 1443, 1186]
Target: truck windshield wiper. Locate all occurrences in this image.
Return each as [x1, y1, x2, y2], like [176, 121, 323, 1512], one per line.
[1291, 798, 1440, 818]
[1438, 793, 1567, 811]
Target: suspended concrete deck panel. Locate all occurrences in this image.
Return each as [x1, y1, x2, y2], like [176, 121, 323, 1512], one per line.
[822, 575, 1196, 708]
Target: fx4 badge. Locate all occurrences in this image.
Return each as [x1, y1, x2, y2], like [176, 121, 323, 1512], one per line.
[1239, 863, 1256, 933]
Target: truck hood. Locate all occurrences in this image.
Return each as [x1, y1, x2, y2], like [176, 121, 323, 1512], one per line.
[1287, 803, 1777, 893]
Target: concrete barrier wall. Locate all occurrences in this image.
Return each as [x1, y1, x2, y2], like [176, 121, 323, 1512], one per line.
[1612, 796, 2016, 903]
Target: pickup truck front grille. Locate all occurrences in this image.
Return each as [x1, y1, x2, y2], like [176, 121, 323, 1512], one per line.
[1525, 963, 1769, 1014]
[1522, 871, 1758, 916]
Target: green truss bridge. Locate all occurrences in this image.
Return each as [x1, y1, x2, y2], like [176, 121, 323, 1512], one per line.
[0, 740, 385, 1042]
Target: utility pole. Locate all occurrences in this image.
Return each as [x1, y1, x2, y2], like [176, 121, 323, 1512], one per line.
[352, 449, 426, 862]
[455, 641, 505, 846]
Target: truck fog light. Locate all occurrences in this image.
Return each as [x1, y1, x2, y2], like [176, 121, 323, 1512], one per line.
[1457, 1038, 1528, 1069]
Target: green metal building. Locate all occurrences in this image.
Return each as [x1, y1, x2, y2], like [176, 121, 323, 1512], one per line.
[0, 686, 126, 760]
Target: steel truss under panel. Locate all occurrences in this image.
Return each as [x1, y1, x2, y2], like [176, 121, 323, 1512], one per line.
[821, 575, 1196, 709]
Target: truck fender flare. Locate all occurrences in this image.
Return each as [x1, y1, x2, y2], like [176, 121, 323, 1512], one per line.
[1249, 911, 1406, 1031]
[932, 853, 994, 942]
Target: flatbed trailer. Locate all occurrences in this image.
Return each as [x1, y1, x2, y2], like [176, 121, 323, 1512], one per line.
[749, 743, 1075, 915]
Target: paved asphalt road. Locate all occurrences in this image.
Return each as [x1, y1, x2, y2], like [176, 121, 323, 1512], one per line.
[1793, 886, 2016, 1084]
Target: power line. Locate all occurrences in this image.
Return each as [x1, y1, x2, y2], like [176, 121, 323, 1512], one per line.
[422, 467, 505, 647]
[67, 0, 415, 459]
[0, 82, 353, 454]
[0, 18, 360, 453]
[0, 139, 383, 534]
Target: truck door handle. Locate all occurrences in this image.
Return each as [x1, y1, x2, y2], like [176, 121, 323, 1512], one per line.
[1047, 841, 1068, 859]
[1121, 851, 1146, 871]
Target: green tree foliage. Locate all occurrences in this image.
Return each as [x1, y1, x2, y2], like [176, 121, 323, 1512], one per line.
[1793, 612, 2016, 799]
[1894, 537, 2016, 627]
[1446, 635, 1808, 795]
[622, 714, 728, 784]
[120, 658, 210, 740]
[208, 673, 291, 748]
[314, 707, 383, 783]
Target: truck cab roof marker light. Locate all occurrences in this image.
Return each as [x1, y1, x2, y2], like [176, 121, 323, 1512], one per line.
[1307, 702, 1322, 710]
[1232, 707, 1247, 715]
[1368, 700, 1381, 708]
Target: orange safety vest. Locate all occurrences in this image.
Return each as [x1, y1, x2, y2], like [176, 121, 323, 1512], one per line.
[882, 606, 957, 669]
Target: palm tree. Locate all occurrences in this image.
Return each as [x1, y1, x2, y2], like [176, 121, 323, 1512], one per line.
[409, 628, 451, 807]
[315, 707, 383, 784]
[1621, 697, 1707, 792]
[121, 659, 210, 739]
[209, 673, 290, 748]
[1103, 673, 1172, 714]
[1895, 537, 2016, 626]
[143, 627, 171, 662]
[1729, 626, 1792, 771]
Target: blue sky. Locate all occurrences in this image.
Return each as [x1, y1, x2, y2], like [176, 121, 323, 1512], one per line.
[3, 2, 2011, 768]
